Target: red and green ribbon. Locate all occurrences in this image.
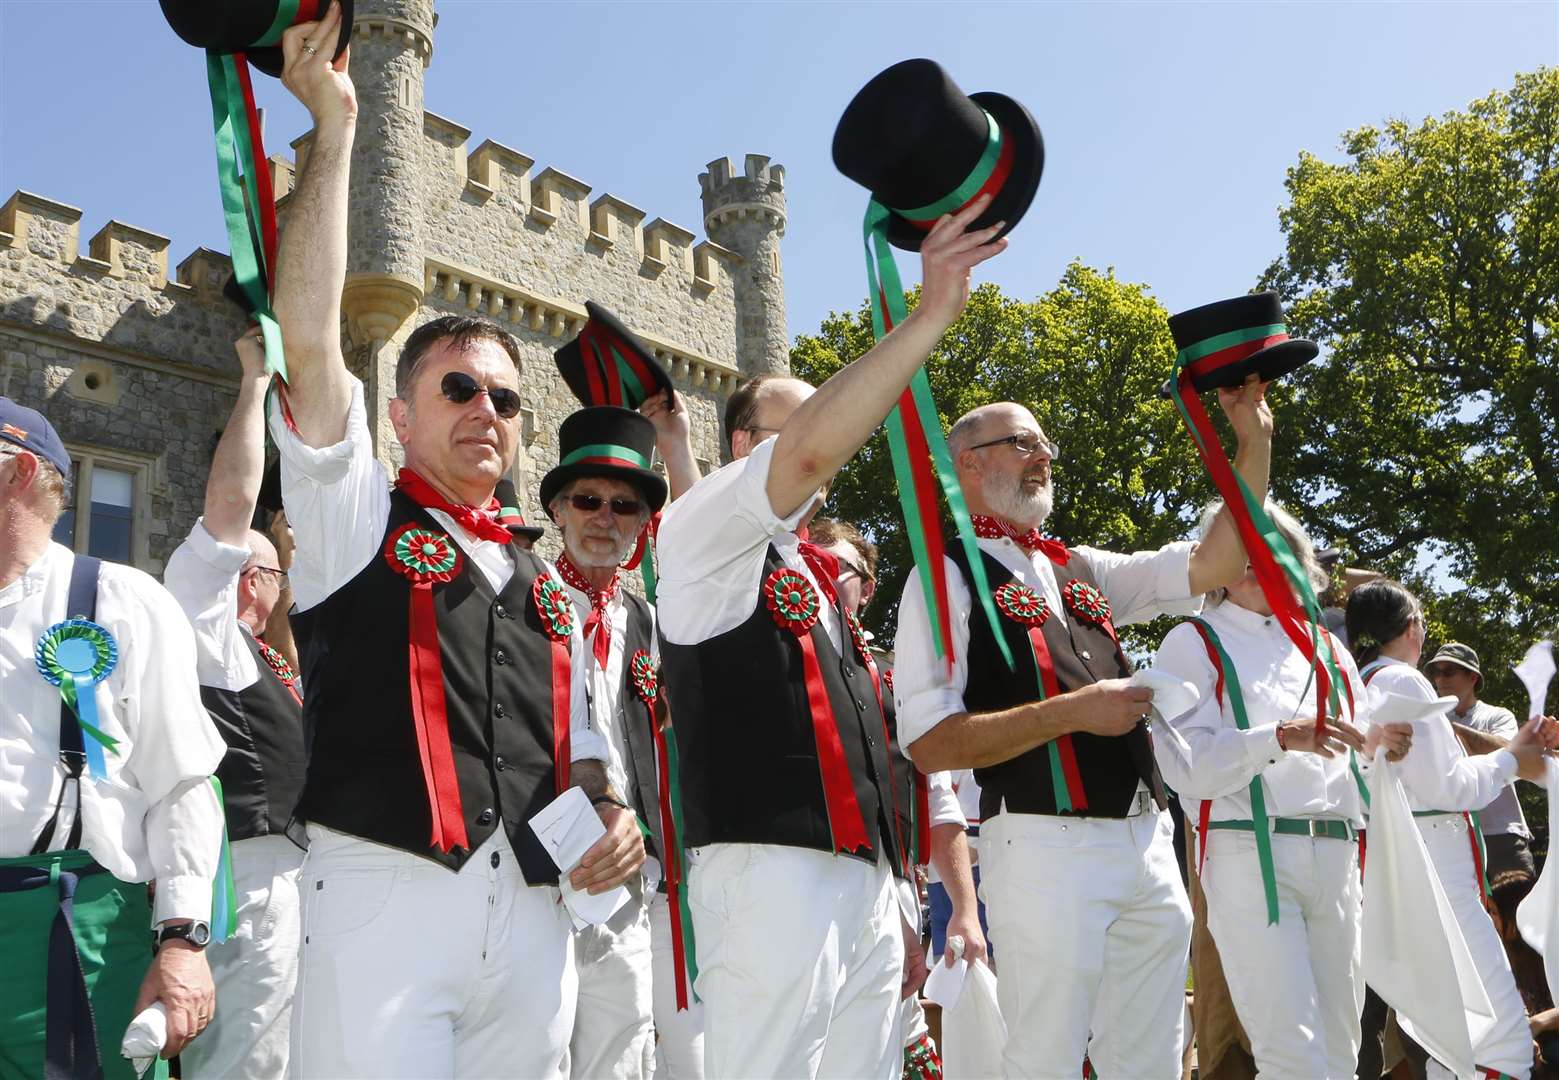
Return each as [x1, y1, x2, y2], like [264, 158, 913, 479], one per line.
[384, 524, 468, 853]
[578, 323, 660, 409]
[623, 513, 660, 605]
[1177, 324, 1290, 385]
[1188, 616, 1280, 925]
[892, 111, 1015, 232]
[653, 712, 699, 1009]
[1170, 346, 1344, 736]
[559, 443, 653, 472]
[861, 202, 1013, 673]
[208, 776, 239, 943]
[996, 581, 1086, 811]
[533, 574, 576, 795]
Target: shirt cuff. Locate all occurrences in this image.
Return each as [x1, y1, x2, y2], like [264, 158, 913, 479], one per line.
[900, 688, 969, 752]
[571, 727, 610, 764]
[1248, 723, 1286, 769]
[1493, 748, 1519, 783]
[152, 874, 214, 928]
[269, 377, 368, 486]
[185, 519, 252, 573]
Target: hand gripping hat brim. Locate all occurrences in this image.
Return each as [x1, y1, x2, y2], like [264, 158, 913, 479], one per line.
[539, 407, 668, 517]
[832, 58, 1044, 253]
[1161, 290, 1319, 397]
[159, 0, 354, 78]
[554, 302, 674, 410]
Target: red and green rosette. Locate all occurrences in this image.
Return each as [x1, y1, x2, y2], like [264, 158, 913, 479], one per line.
[882, 669, 895, 695]
[35, 618, 121, 781]
[383, 524, 468, 853]
[257, 639, 302, 705]
[845, 610, 873, 667]
[763, 567, 869, 854]
[1061, 579, 1113, 634]
[533, 573, 575, 793]
[629, 649, 658, 706]
[995, 582, 1085, 812]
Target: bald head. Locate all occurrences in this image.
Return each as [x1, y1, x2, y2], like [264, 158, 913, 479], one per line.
[726, 375, 815, 460]
[243, 529, 279, 572]
[949, 401, 1055, 528]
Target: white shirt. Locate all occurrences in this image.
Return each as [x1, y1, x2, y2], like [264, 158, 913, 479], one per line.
[267, 379, 604, 765]
[655, 437, 841, 653]
[163, 520, 260, 693]
[1449, 700, 1530, 838]
[892, 533, 1202, 750]
[1367, 658, 1516, 814]
[922, 768, 966, 885]
[0, 542, 226, 923]
[1152, 600, 1369, 827]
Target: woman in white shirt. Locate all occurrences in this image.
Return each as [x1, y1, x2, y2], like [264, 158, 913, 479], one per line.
[1347, 579, 1553, 1080]
[1155, 502, 1395, 1080]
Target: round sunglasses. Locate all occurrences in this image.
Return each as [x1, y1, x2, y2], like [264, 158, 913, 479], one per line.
[441, 371, 522, 419]
[566, 493, 646, 517]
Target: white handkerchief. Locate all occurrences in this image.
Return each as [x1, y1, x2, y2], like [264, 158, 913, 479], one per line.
[120, 1002, 167, 1077]
[924, 933, 969, 1010]
[1517, 757, 1559, 995]
[1514, 640, 1556, 720]
[528, 786, 630, 929]
[1130, 668, 1201, 726]
[1367, 689, 1460, 732]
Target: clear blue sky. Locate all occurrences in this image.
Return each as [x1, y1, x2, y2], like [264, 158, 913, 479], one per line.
[2, 1, 1555, 342]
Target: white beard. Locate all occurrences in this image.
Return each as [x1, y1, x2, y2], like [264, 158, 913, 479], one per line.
[566, 532, 634, 568]
[987, 477, 1054, 531]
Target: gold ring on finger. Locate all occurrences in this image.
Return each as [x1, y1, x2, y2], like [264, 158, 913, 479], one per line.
[303, 44, 319, 55]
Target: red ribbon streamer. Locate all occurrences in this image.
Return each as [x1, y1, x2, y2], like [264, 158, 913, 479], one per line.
[653, 720, 691, 1010]
[550, 639, 571, 795]
[1024, 623, 1087, 810]
[406, 579, 468, 852]
[797, 631, 870, 853]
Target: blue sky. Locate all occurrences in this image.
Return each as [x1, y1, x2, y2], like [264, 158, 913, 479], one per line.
[2, 1, 1555, 342]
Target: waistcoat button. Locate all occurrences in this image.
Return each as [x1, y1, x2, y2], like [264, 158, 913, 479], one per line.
[478, 808, 495, 826]
[494, 703, 507, 718]
[495, 604, 510, 619]
[494, 649, 509, 665]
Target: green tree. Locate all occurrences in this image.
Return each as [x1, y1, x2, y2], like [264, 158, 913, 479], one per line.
[791, 262, 1211, 652]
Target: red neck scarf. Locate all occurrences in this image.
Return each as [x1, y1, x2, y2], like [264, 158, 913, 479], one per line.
[556, 553, 620, 669]
[793, 529, 843, 608]
[395, 469, 512, 544]
[971, 514, 1069, 566]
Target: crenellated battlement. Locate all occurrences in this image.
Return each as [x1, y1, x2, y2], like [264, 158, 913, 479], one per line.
[699, 153, 788, 235]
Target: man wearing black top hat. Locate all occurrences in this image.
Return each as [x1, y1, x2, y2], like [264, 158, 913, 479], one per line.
[261, 15, 642, 1076]
[164, 326, 308, 1079]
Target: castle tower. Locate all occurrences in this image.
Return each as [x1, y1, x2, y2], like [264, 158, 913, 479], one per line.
[340, 0, 434, 452]
[700, 155, 789, 378]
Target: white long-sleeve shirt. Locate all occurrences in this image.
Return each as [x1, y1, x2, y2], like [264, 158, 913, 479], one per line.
[267, 378, 604, 766]
[892, 533, 1202, 751]
[1366, 658, 1516, 814]
[163, 520, 261, 693]
[1152, 601, 1369, 827]
[0, 542, 226, 923]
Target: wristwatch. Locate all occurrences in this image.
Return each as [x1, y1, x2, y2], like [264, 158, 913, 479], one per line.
[157, 921, 212, 948]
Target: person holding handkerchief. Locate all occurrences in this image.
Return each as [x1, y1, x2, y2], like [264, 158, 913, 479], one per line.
[1153, 500, 1393, 1079]
[1348, 579, 1559, 1080]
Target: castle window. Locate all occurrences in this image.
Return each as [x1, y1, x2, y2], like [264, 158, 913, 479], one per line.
[51, 447, 151, 568]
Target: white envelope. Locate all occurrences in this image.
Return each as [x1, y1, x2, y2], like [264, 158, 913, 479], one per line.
[527, 787, 630, 929]
[1517, 757, 1559, 996]
[1130, 667, 1201, 726]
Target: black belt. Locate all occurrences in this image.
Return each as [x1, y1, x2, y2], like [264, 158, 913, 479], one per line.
[0, 859, 112, 1080]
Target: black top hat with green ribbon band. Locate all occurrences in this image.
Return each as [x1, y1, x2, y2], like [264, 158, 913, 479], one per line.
[832, 58, 1044, 252]
[1162, 291, 1319, 397]
[539, 407, 668, 516]
[160, 0, 353, 77]
[493, 478, 545, 542]
[555, 302, 674, 411]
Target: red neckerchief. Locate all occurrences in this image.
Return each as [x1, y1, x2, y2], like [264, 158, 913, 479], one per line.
[970, 514, 1070, 566]
[395, 468, 512, 544]
[793, 528, 843, 608]
[556, 552, 620, 669]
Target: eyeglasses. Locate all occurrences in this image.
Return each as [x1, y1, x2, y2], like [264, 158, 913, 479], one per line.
[744, 424, 781, 437]
[835, 558, 873, 585]
[440, 371, 522, 419]
[968, 433, 1059, 460]
[246, 565, 289, 588]
[567, 493, 646, 517]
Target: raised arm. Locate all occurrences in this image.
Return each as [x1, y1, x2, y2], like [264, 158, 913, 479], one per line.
[640, 389, 701, 502]
[1187, 378, 1275, 596]
[765, 194, 1007, 519]
[274, 1, 357, 446]
[202, 327, 271, 545]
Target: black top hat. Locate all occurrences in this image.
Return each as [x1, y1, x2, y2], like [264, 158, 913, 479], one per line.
[1162, 291, 1319, 397]
[160, 0, 354, 78]
[493, 478, 544, 542]
[539, 408, 668, 516]
[554, 302, 673, 411]
[832, 58, 1044, 252]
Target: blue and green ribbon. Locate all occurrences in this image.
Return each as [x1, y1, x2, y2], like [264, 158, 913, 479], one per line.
[35, 619, 120, 781]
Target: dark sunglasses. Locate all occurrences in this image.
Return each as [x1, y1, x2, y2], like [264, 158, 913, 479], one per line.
[568, 493, 646, 517]
[835, 558, 873, 584]
[440, 371, 522, 419]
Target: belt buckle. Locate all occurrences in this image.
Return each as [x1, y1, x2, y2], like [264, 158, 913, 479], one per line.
[1308, 819, 1324, 838]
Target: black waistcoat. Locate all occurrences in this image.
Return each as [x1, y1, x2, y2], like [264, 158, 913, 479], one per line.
[289, 491, 565, 881]
[198, 630, 307, 842]
[659, 547, 901, 867]
[949, 545, 1160, 820]
[878, 666, 919, 880]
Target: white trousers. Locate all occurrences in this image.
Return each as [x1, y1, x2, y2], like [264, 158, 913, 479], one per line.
[1201, 828, 1364, 1079]
[686, 843, 902, 1079]
[649, 889, 705, 1079]
[1417, 815, 1532, 1080]
[181, 834, 303, 1080]
[981, 808, 1192, 1080]
[572, 878, 655, 1079]
[291, 825, 577, 1079]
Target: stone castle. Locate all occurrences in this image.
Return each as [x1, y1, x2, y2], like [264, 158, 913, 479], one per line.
[0, 0, 788, 574]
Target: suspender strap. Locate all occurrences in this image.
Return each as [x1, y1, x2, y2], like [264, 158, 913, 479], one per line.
[30, 556, 103, 855]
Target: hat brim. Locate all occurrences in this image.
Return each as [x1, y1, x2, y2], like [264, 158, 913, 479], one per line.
[1158, 339, 1320, 398]
[510, 524, 545, 542]
[885, 90, 1044, 253]
[538, 463, 668, 518]
[1428, 655, 1483, 682]
[245, 1, 354, 78]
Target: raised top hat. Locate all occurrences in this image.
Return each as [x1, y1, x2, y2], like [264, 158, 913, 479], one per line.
[1163, 291, 1319, 397]
[493, 478, 545, 542]
[160, 0, 354, 78]
[832, 58, 1044, 252]
[539, 407, 668, 517]
[554, 302, 673, 411]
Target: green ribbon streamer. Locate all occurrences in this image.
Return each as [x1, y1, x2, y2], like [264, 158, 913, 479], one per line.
[208, 777, 239, 943]
[612, 346, 647, 407]
[892, 111, 1003, 221]
[1193, 617, 1281, 925]
[862, 199, 1013, 670]
[639, 543, 658, 606]
[663, 725, 699, 999]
